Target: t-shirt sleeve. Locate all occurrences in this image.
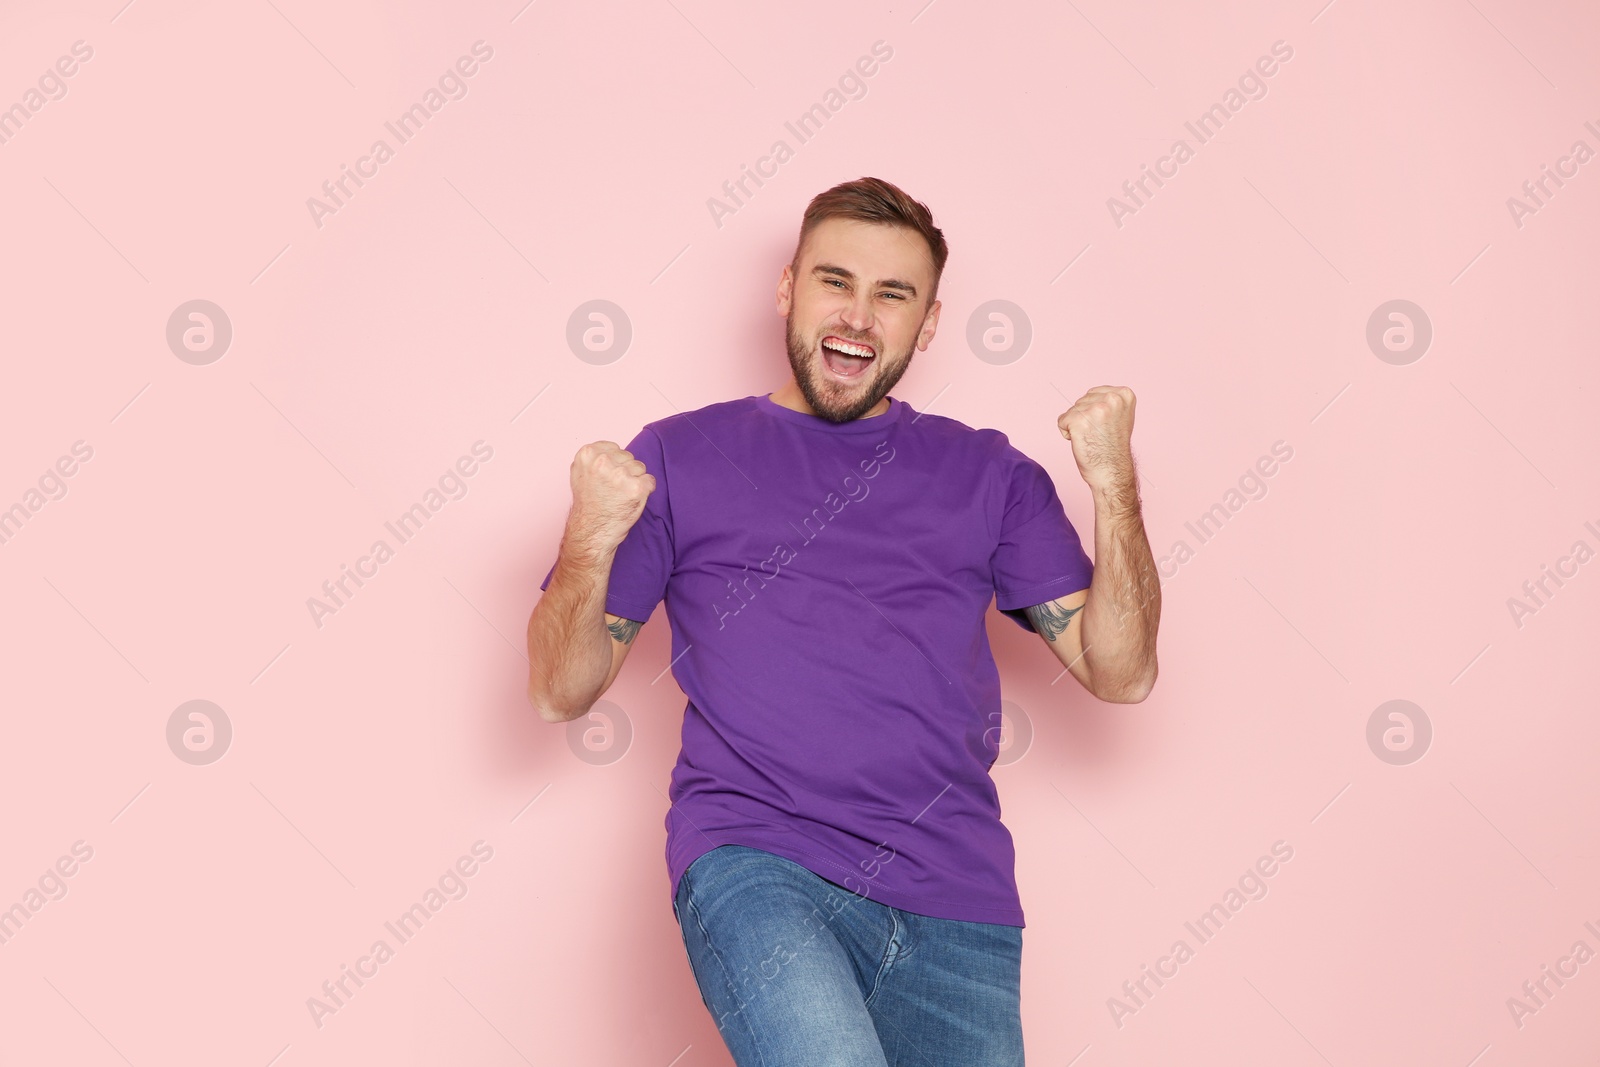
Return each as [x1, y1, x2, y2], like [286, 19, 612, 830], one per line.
[991, 449, 1094, 633]
[537, 426, 673, 625]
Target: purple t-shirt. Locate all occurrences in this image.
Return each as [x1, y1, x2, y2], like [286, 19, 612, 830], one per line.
[539, 392, 1093, 927]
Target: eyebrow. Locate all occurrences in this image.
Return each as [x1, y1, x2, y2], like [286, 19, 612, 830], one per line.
[811, 263, 919, 299]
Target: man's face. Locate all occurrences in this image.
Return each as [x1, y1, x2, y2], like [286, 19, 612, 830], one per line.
[777, 217, 941, 423]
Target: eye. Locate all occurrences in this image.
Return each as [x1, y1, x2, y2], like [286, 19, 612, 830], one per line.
[882, 293, 905, 301]
[824, 278, 846, 288]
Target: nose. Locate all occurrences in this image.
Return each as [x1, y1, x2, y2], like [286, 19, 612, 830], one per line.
[840, 289, 874, 337]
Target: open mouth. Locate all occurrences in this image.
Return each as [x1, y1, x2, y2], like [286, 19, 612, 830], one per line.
[820, 336, 877, 379]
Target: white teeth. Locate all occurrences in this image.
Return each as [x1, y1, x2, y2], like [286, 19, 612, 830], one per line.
[824, 339, 875, 358]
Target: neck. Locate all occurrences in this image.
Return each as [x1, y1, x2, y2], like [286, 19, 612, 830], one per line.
[769, 380, 889, 419]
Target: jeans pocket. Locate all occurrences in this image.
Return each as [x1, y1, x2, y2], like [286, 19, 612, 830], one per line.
[681, 844, 769, 909]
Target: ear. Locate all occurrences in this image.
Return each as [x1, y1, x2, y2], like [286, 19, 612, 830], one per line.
[776, 263, 794, 316]
[917, 298, 941, 350]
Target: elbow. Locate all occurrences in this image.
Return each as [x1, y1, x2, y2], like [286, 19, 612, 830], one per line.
[526, 657, 603, 723]
[1118, 681, 1156, 704]
[527, 685, 584, 724]
[1095, 665, 1158, 704]
[527, 655, 573, 723]
[526, 687, 557, 723]
[532, 698, 581, 724]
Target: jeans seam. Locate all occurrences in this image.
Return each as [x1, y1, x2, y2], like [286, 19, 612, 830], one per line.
[862, 908, 900, 1009]
[684, 885, 769, 1067]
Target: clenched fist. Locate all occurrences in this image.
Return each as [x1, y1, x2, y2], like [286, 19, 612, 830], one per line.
[1058, 386, 1137, 492]
[566, 441, 657, 553]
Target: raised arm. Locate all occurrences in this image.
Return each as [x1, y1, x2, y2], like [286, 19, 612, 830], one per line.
[526, 441, 655, 724]
[1030, 386, 1160, 702]
[1025, 481, 1159, 702]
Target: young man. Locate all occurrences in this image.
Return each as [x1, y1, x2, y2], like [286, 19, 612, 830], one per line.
[528, 177, 1160, 1065]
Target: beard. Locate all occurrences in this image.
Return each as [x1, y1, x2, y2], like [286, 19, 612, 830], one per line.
[783, 314, 915, 424]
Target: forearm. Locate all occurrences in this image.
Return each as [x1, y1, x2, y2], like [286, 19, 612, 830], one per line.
[1080, 476, 1161, 702]
[526, 527, 617, 723]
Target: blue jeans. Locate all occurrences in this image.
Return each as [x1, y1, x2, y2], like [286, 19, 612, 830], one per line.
[673, 844, 1025, 1066]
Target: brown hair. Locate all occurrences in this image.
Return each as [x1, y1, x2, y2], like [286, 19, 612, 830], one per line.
[791, 177, 949, 307]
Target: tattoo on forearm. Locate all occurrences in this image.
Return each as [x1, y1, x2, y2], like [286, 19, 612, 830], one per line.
[607, 617, 642, 644]
[1024, 601, 1082, 642]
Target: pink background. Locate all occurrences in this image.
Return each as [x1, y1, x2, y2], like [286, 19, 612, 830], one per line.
[2, 0, 1597, 1063]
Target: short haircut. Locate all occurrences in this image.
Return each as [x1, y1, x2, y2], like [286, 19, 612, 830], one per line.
[791, 176, 948, 307]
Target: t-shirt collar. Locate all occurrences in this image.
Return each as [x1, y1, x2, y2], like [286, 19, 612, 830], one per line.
[755, 392, 910, 434]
